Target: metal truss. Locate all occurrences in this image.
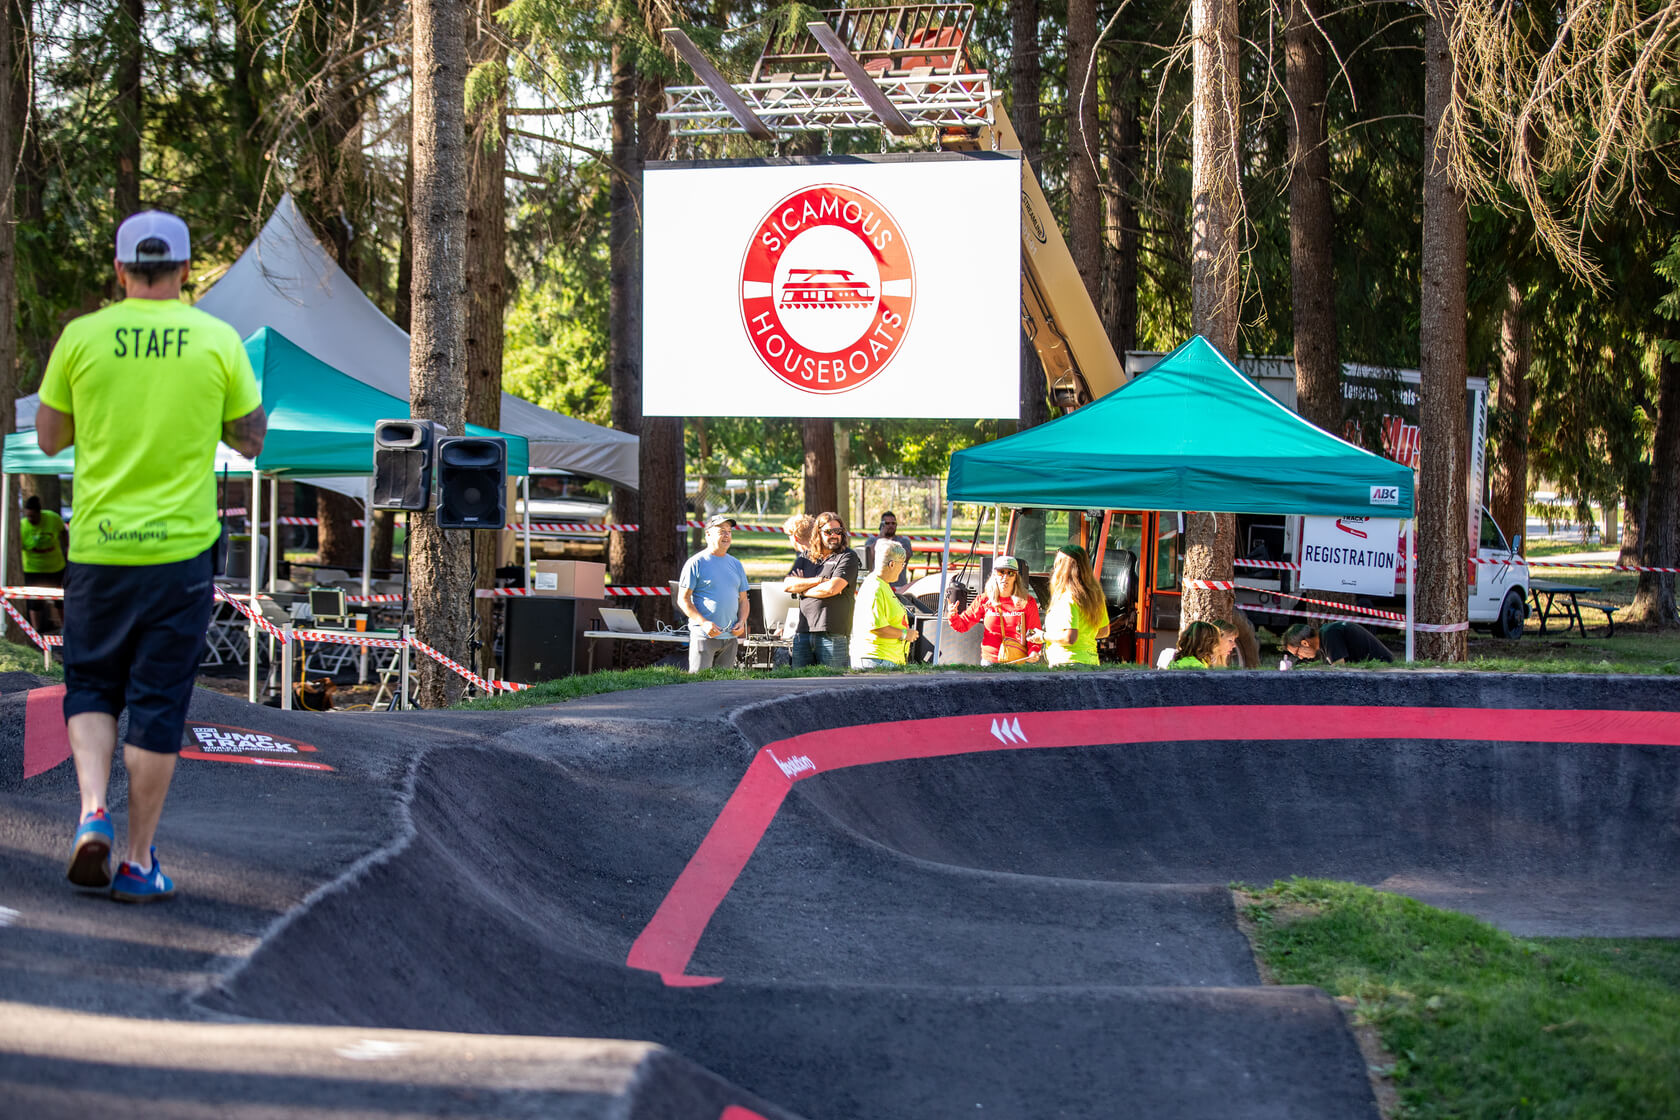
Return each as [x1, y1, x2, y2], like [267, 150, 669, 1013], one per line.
[660, 73, 994, 137]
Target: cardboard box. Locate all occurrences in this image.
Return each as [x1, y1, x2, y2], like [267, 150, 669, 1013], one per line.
[530, 559, 606, 599]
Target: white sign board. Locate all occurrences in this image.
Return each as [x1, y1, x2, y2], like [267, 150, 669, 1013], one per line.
[642, 156, 1021, 418]
[1299, 516, 1402, 595]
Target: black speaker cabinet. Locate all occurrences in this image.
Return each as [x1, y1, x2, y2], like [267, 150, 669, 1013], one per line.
[436, 437, 508, 529]
[500, 596, 579, 682]
[373, 419, 442, 511]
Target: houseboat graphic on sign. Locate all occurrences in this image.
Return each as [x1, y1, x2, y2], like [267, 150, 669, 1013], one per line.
[778, 268, 875, 309]
[740, 183, 916, 394]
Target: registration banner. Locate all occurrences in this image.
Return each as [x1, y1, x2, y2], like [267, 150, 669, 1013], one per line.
[642, 154, 1020, 419]
[1299, 516, 1402, 595]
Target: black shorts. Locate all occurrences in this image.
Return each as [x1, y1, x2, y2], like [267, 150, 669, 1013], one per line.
[62, 547, 215, 754]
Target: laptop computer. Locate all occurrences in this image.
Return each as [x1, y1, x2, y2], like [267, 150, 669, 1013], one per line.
[598, 607, 645, 634]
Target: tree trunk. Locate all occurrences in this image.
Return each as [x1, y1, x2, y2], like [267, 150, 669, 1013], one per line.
[1066, 0, 1101, 302]
[110, 0, 141, 303]
[1490, 280, 1531, 550]
[1012, 0, 1047, 429]
[1417, 4, 1469, 660]
[316, 489, 365, 567]
[409, 0, 472, 706]
[803, 420, 838, 514]
[1627, 348, 1678, 626]
[1101, 45, 1139, 356]
[1010, 0, 1041, 175]
[1183, 0, 1240, 626]
[395, 142, 414, 333]
[465, 0, 508, 674]
[640, 416, 684, 615]
[0, 0, 19, 641]
[230, 0, 266, 209]
[115, 0, 141, 217]
[1019, 333, 1049, 430]
[1286, 0, 1339, 432]
[1621, 489, 1644, 569]
[608, 42, 640, 598]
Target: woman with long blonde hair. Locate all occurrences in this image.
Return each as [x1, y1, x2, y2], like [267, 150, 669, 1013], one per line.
[1043, 545, 1109, 667]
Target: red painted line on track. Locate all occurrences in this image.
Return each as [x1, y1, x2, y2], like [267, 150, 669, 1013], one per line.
[23, 685, 70, 779]
[627, 704, 1680, 986]
[179, 751, 335, 772]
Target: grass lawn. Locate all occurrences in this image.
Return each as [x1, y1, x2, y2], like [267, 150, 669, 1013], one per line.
[0, 636, 60, 680]
[1241, 879, 1680, 1119]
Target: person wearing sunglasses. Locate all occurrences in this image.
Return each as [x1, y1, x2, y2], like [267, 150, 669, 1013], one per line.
[781, 512, 859, 668]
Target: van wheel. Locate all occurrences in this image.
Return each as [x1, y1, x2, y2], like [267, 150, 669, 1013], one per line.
[1492, 588, 1525, 640]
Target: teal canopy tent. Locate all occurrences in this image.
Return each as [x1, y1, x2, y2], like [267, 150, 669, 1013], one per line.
[247, 328, 529, 477]
[947, 335, 1414, 517]
[4, 327, 530, 477]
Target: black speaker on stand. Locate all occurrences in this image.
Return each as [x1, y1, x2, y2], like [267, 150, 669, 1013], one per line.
[373, 419, 443, 511]
[436, 437, 508, 529]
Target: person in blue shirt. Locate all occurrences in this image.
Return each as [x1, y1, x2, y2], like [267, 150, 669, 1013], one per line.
[677, 513, 752, 673]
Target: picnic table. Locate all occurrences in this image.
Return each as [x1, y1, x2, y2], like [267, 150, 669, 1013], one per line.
[1528, 579, 1617, 637]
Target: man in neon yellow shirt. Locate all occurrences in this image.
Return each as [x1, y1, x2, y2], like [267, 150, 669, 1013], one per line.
[19, 494, 67, 632]
[38, 210, 266, 903]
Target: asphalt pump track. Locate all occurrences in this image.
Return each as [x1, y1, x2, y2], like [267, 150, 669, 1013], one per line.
[1, 669, 1677, 1118]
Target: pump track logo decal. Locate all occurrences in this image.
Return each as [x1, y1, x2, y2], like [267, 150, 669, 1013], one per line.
[740, 184, 915, 394]
[180, 724, 334, 772]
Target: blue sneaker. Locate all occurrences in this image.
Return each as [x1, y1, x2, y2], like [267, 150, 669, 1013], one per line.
[111, 848, 175, 903]
[66, 809, 114, 889]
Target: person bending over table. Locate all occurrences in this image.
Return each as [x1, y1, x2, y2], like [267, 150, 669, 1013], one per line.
[1281, 621, 1395, 665]
[856, 539, 914, 669]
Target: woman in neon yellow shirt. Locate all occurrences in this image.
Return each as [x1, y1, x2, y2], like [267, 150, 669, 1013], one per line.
[1043, 545, 1109, 667]
[856, 539, 913, 668]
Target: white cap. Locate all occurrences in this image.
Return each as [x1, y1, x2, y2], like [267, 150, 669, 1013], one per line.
[115, 210, 191, 265]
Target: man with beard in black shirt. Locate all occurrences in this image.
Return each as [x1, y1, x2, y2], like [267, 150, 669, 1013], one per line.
[782, 511, 859, 668]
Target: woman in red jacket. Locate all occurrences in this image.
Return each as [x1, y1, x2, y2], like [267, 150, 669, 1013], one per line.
[945, 556, 1043, 664]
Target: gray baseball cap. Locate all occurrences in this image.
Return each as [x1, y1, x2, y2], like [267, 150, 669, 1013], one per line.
[116, 210, 191, 265]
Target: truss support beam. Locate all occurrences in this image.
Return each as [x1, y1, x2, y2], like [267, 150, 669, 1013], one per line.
[663, 28, 776, 141]
[806, 22, 916, 136]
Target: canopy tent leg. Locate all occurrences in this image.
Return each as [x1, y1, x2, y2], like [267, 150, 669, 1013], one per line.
[248, 469, 262, 703]
[359, 478, 373, 683]
[933, 501, 954, 665]
[521, 475, 531, 584]
[281, 622, 294, 710]
[0, 471, 11, 590]
[267, 476, 279, 592]
[1405, 517, 1416, 662]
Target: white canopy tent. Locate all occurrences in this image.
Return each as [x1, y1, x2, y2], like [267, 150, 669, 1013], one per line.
[191, 192, 639, 489]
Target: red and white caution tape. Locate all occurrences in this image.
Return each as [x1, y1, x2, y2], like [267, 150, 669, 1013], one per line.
[2, 597, 49, 649]
[406, 635, 530, 692]
[291, 629, 409, 650]
[474, 586, 672, 598]
[214, 585, 290, 643]
[1234, 558, 1301, 572]
[1182, 579, 1237, 591]
[345, 594, 405, 605]
[1489, 557, 1680, 574]
[1246, 600, 1468, 633]
[0, 585, 65, 599]
[509, 522, 638, 533]
[1240, 586, 1405, 622]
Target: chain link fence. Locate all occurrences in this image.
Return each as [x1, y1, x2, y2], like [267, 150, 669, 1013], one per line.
[688, 473, 988, 534]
